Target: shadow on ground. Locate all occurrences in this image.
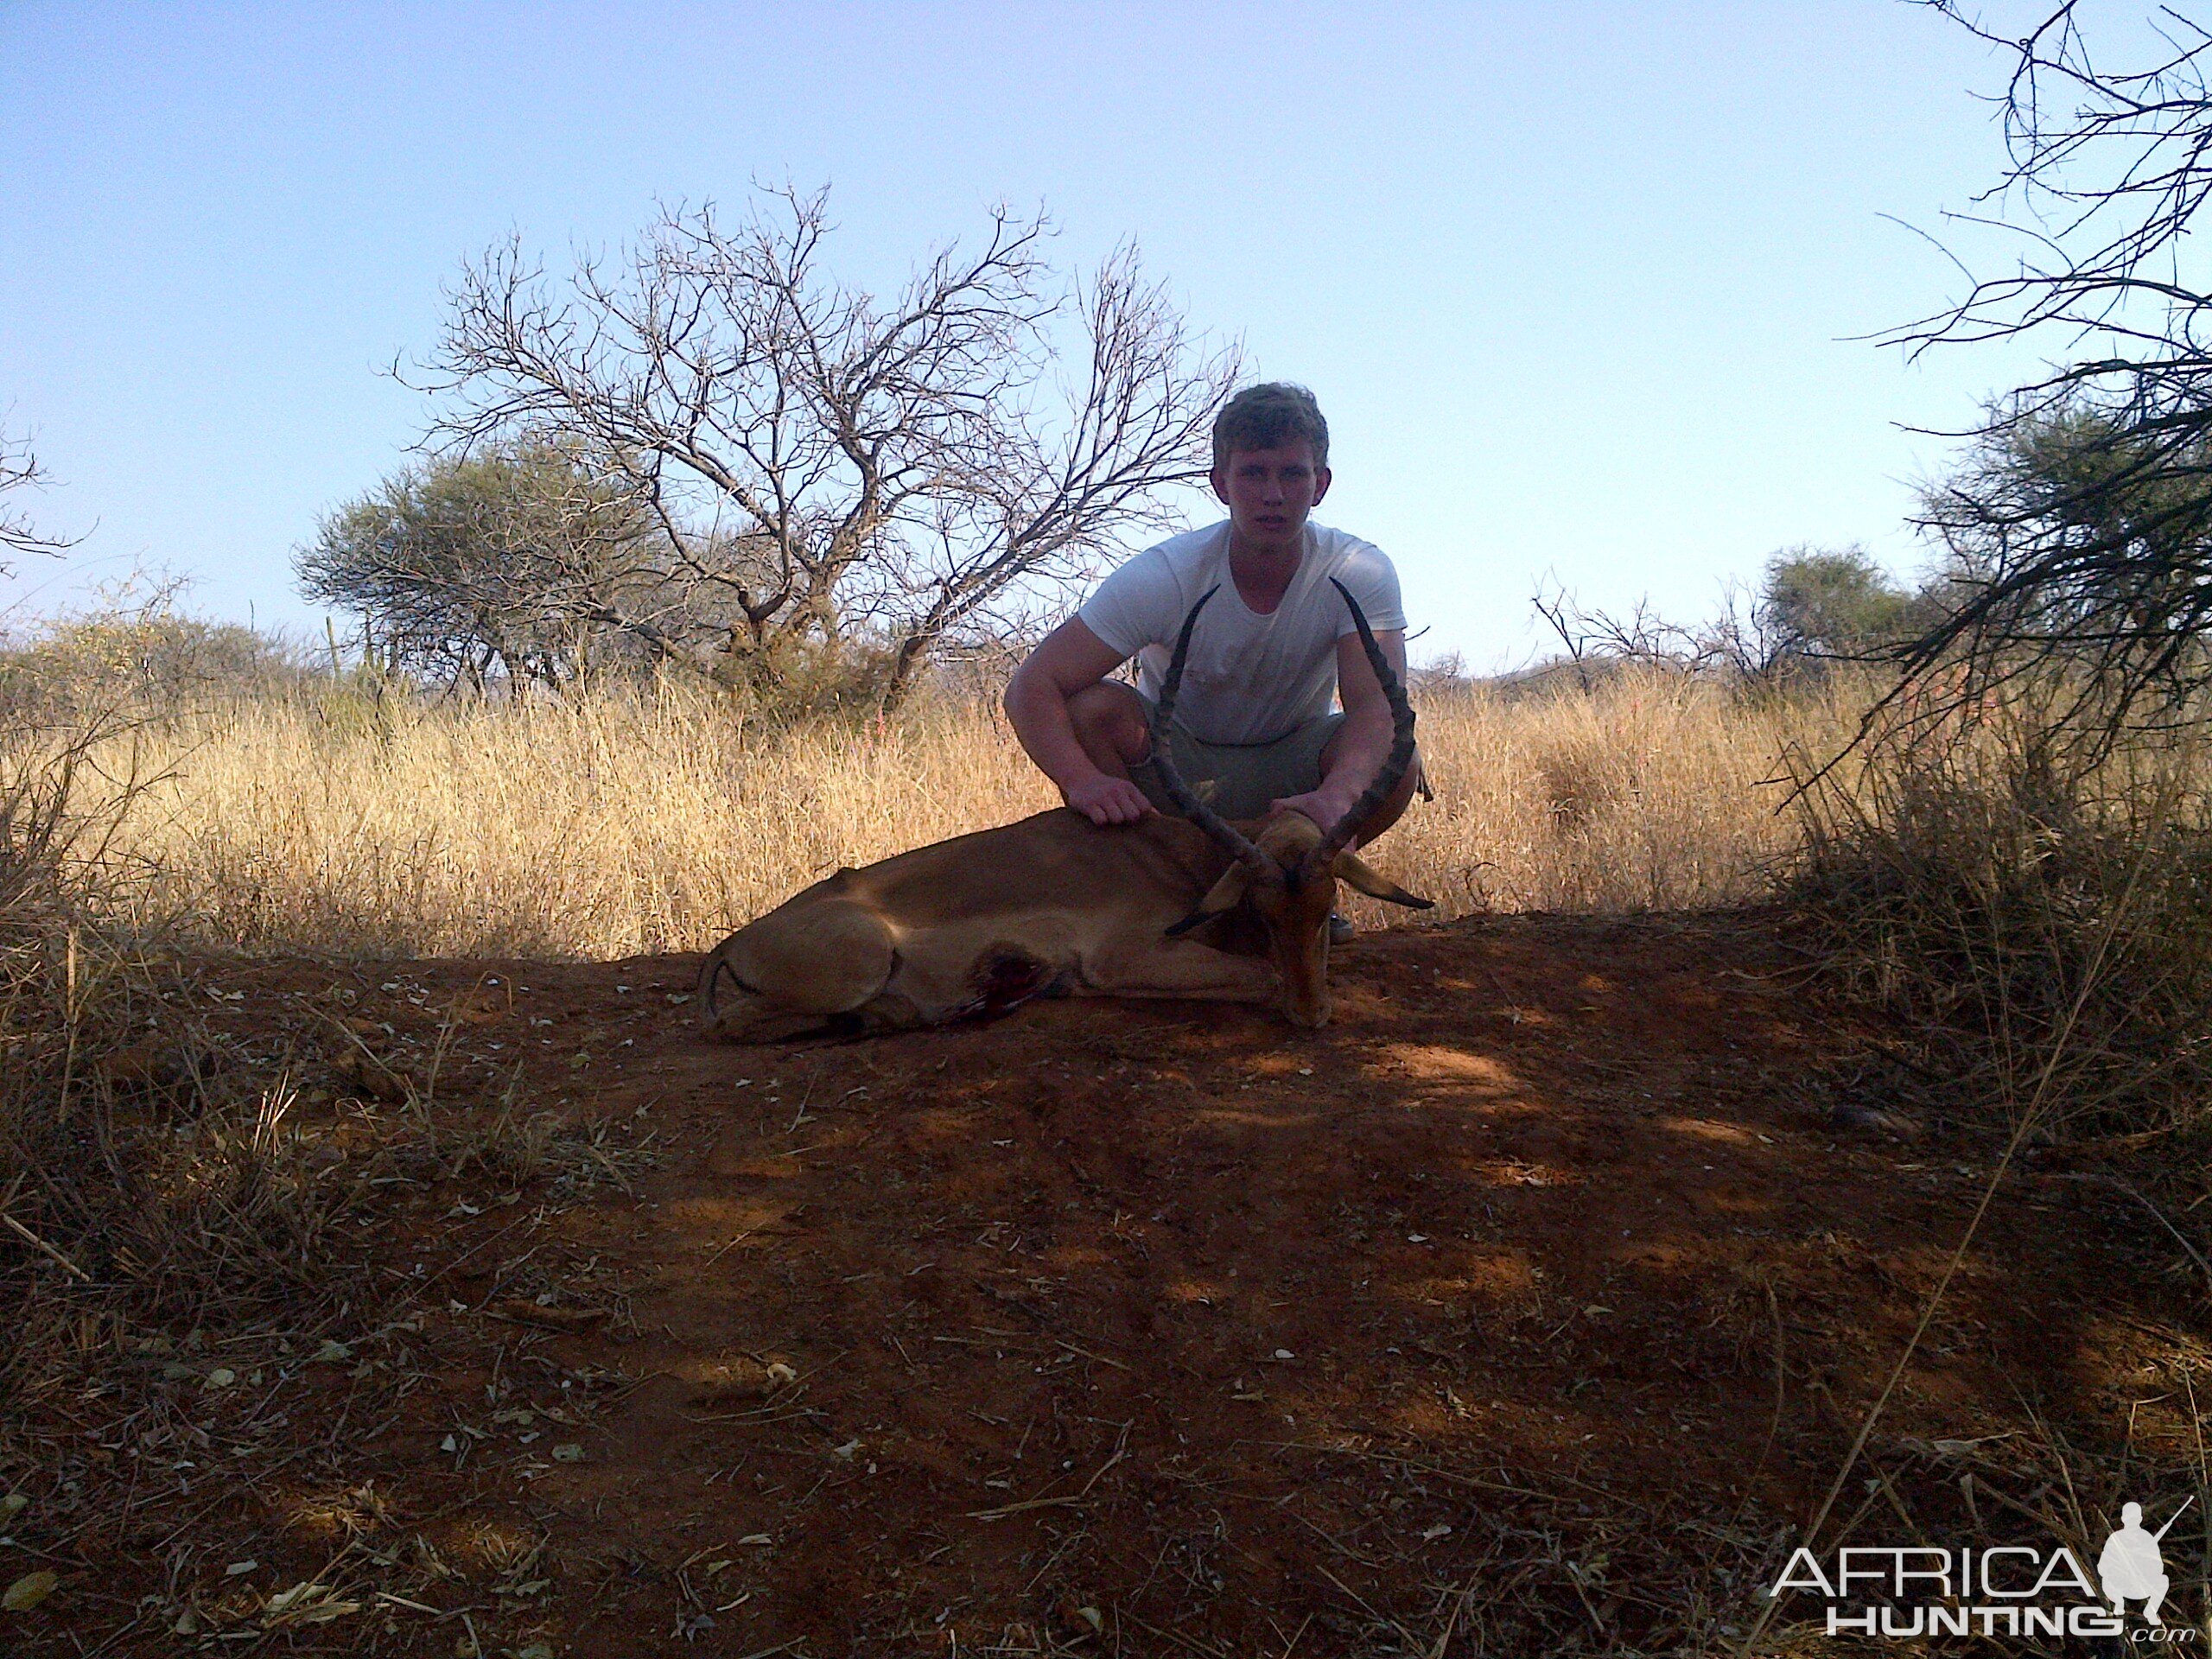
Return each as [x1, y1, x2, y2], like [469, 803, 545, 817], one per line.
[22, 914, 2208, 1656]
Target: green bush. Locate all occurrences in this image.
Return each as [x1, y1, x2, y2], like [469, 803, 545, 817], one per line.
[0, 601, 305, 724]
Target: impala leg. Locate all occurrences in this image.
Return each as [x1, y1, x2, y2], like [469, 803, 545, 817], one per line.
[1078, 938, 1280, 1003]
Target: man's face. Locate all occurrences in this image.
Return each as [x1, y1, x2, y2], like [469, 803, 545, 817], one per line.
[1211, 438, 1332, 556]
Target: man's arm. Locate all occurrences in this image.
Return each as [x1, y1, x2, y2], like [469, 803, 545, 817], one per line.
[1004, 618, 1157, 824]
[1268, 627, 1408, 833]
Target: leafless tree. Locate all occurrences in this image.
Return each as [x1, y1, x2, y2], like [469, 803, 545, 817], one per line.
[1884, 3, 2212, 742]
[415, 188, 1240, 704]
[1, 426, 79, 574]
[1531, 577, 1796, 685]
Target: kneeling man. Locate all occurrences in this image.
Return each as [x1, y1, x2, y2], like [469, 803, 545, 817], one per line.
[1005, 381, 1420, 937]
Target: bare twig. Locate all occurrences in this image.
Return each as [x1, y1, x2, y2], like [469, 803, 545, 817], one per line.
[969, 1422, 1129, 1520]
[2, 1203, 90, 1281]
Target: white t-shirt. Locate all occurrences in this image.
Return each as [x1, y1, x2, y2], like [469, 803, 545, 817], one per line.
[1077, 519, 1405, 746]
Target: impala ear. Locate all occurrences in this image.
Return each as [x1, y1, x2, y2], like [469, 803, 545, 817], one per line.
[1332, 851, 1434, 910]
[1166, 863, 1253, 936]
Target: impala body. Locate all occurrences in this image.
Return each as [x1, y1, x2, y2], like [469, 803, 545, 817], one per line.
[701, 582, 1428, 1039]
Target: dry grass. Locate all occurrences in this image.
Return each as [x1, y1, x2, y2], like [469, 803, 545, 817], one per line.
[0, 709, 666, 1646]
[60, 671, 1870, 960]
[1402, 675, 1863, 916]
[14, 654, 2212, 1649]
[1790, 682, 2212, 1147]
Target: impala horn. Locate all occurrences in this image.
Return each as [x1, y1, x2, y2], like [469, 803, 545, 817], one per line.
[1148, 588, 1281, 889]
[1300, 578, 1420, 881]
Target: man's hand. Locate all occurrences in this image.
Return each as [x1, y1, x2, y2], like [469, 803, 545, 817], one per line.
[1006, 618, 1155, 825]
[1066, 772, 1157, 825]
[1267, 786, 1357, 832]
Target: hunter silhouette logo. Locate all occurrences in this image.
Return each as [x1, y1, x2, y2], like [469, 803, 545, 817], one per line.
[2101, 1497, 2194, 1626]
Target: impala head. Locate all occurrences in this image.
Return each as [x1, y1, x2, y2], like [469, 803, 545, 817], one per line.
[1150, 580, 1433, 1028]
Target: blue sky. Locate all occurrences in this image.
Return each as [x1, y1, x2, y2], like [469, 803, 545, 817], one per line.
[1, 3, 2054, 670]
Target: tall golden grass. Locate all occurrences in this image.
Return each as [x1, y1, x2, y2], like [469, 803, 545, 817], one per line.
[61, 671, 1868, 959]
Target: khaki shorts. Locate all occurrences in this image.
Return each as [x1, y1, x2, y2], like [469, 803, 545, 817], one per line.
[1130, 707, 1345, 822]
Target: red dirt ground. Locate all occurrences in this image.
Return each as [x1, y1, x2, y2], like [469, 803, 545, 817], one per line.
[19, 913, 2209, 1656]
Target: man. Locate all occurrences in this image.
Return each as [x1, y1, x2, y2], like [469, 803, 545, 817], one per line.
[1005, 383, 1420, 937]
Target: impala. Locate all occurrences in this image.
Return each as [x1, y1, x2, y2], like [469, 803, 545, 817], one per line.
[700, 581, 1429, 1039]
